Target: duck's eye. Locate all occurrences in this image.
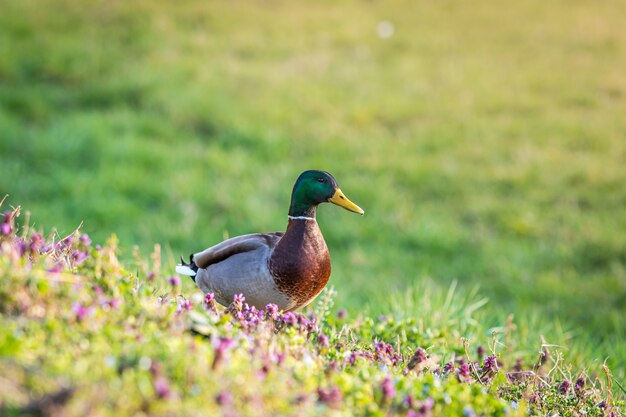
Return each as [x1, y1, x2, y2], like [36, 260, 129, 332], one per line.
[317, 178, 326, 183]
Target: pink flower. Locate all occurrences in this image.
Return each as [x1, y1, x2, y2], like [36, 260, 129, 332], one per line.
[29, 233, 44, 252]
[176, 298, 192, 314]
[408, 347, 428, 370]
[282, 312, 298, 326]
[381, 376, 396, 401]
[477, 345, 486, 359]
[1, 212, 12, 236]
[317, 386, 342, 409]
[216, 390, 233, 406]
[442, 361, 455, 374]
[168, 276, 181, 287]
[317, 334, 329, 348]
[153, 376, 171, 399]
[47, 263, 64, 273]
[71, 250, 88, 264]
[212, 337, 236, 370]
[204, 293, 217, 313]
[265, 303, 279, 319]
[71, 302, 93, 321]
[79, 234, 92, 246]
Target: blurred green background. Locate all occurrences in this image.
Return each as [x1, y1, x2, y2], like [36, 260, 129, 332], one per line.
[1, 0, 624, 356]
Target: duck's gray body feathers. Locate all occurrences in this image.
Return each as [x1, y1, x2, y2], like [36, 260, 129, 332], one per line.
[192, 232, 294, 310]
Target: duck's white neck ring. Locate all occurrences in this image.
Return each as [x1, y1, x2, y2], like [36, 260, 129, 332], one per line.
[288, 215, 316, 221]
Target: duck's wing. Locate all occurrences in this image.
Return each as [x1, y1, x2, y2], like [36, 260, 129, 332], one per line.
[192, 232, 284, 269]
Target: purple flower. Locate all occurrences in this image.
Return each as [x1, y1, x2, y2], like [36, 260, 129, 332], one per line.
[108, 298, 121, 309]
[29, 233, 44, 252]
[58, 236, 74, 251]
[79, 234, 92, 246]
[381, 376, 396, 401]
[71, 250, 88, 264]
[419, 397, 435, 414]
[443, 361, 455, 374]
[246, 314, 260, 327]
[317, 386, 342, 409]
[48, 262, 64, 273]
[274, 352, 285, 366]
[456, 361, 471, 382]
[406, 396, 434, 416]
[265, 303, 279, 319]
[16, 238, 27, 256]
[483, 355, 498, 371]
[282, 312, 298, 327]
[176, 298, 192, 314]
[305, 316, 319, 333]
[230, 293, 245, 312]
[204, 293, 217, 312]
[317, 334, 329, 348]
[408, 347, 428, 370]
[168, 276, 181, 287]
[153, 376, 171, 399]
[295, 393, 309, 404]
[71, 302, 93, 321]
[296, 312, 309, 326]
[402, 394, 415, 409]
[575, 377, 585, 394]
[1, 218, 12, 235]
[337, 309, 347, 320]
[216, 391, 233, 406]
[476, 345, 485, 359]
[558, 379, 570, 394]
[257, 362, 270, 379]
[373, 341, 402, 366]
[212, 337, 236, 370]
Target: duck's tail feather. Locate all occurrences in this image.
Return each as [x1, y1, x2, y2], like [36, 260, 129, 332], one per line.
[176, 254, 198, 282]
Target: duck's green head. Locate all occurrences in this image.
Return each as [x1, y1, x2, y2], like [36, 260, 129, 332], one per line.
[289, 170, 364, 218]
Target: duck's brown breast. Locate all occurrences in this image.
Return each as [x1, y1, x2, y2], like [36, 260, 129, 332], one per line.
[269, 219, 331, 308]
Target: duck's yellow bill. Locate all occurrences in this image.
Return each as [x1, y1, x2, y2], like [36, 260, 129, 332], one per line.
[329, 189, 365, 215]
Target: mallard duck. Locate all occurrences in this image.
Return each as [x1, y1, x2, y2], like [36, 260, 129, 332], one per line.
[175, 170, 364, 311]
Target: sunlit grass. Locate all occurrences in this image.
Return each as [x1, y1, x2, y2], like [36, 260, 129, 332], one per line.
[1, 0, 625, 379]
[0, 211, 623, 415]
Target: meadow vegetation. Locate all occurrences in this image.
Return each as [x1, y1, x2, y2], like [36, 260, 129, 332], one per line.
[0, 0, 625, 412]
[0, 207, 623, 416]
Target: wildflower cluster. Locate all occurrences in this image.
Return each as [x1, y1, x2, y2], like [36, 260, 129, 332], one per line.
[0, 202, 623, 417]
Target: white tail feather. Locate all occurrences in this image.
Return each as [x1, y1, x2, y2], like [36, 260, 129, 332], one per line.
[176, 264, 196, 277]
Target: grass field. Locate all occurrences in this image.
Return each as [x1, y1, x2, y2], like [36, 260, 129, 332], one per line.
[1, 0, 625, 379]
